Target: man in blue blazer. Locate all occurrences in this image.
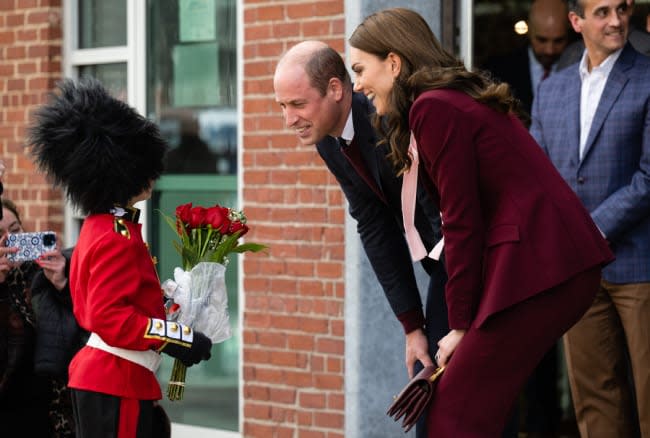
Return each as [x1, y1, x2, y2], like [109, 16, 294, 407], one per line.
[273, 41, 450, 437]
[530, 1, 650, 436]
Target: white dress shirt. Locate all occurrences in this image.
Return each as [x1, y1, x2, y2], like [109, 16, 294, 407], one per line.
[339, 107, 355, 145]
[578, 48, 622, 160]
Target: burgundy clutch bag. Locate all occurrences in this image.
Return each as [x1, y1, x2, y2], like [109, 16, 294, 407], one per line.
[387, 365, 445, 432]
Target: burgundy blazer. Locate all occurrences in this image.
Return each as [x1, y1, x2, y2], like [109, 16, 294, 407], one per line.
[409, 89, 613, 330]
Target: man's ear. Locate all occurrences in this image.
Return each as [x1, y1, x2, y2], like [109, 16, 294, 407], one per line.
[568, 11, 583, 33]
[328, 77, 344, 101]
[387, 52, 402, 78]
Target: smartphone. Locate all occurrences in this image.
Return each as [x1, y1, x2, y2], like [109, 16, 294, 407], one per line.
[4, 231, 57, 262]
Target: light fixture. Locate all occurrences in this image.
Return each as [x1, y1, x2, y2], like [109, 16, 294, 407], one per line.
[514, 20, 528, 35]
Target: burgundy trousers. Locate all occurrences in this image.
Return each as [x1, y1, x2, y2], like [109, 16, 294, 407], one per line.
[426, 266, 601, 437]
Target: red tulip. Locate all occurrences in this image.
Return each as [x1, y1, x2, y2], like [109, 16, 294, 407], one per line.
[205, 206, 231, 232]
[175, 202, 193, 224]
[188, 206, 207, 229]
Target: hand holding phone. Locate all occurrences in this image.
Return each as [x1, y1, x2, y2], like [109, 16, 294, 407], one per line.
[37, 248, 68, 290]
[4, 231, 57, 262]
[0, 242, 17, 283]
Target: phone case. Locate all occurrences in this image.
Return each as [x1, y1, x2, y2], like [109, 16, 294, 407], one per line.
[5, 231, 57, 262]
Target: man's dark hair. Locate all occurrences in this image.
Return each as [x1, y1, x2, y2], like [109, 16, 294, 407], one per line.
[27, 77, 168, 215]
[304, 46, 352, 96]
[567, 0, 585, 17]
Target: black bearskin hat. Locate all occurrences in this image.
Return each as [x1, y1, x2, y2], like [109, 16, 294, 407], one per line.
[27, 77, 168, 215]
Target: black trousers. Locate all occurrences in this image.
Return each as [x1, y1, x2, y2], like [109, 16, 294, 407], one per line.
[71, 389, 153, 438]
[415, 260, 449, 438]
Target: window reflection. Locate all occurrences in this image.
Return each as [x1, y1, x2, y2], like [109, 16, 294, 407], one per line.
[148, 0, 237, 176]
[78, 0, 127, 48]
[159, 108, 236, 175]
[78, 63, 127, 101]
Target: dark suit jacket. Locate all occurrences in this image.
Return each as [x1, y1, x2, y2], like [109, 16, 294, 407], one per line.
[409, 89, 613, 330]
[483, 46, 534, 115]
[316, 93, 442, 332]
[531, 43, 650, 283]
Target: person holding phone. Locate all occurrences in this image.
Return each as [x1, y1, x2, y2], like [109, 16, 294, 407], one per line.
[0, 198, 63, 437]
[0, 197, 82, 437]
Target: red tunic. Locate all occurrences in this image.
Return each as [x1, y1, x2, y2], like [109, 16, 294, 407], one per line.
[68, 213, 165, 400]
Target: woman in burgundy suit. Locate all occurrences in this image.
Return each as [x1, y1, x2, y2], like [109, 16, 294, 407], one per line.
[349, 8, 614, 437]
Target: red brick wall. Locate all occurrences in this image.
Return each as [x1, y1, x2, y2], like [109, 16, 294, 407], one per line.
[0, 0, 63, 234]
[1, 0, 350, 434]
[241, 1, 348, 436]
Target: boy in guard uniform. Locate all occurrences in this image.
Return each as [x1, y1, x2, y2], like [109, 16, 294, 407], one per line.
[26, 78, 213, 438]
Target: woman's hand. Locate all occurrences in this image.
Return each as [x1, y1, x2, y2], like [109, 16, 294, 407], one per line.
[434, 329, 466, 367]
[37, 249, 68, 290]
[0, 235, 18, 283]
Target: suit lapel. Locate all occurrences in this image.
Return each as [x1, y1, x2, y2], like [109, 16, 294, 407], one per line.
[581, 45, 633, 163]
[565, 68, 582, 164]
[341, 137, 387, 203]
[352, 96, 385, 194]
[340, 94, 387, 203]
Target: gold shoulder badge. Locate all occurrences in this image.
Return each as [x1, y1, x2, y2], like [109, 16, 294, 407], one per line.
[113, 217, 131, 239]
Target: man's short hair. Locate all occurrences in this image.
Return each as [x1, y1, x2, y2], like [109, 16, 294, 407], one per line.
[304, 46, 352, 96]
[567, 0, 585, 16]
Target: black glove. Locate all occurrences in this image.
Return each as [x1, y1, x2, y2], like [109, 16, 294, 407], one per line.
[146, 318, 213, 367]
[161, 330, 212, 367]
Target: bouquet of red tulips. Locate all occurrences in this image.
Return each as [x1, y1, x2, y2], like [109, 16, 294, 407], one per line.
[160, 202, 266, 400]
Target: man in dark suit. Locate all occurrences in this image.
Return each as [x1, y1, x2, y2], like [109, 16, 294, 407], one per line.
[273, 41, 449, 437]
[484, 0, 571, 116]
[531, 1, 650, 436]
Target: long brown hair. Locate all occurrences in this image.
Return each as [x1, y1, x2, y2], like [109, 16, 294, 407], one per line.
[2, 199, 22, 226]
[349, 8, 520, 174]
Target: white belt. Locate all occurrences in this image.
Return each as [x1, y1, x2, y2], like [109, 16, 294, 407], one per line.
[87, 332, 162, 373]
